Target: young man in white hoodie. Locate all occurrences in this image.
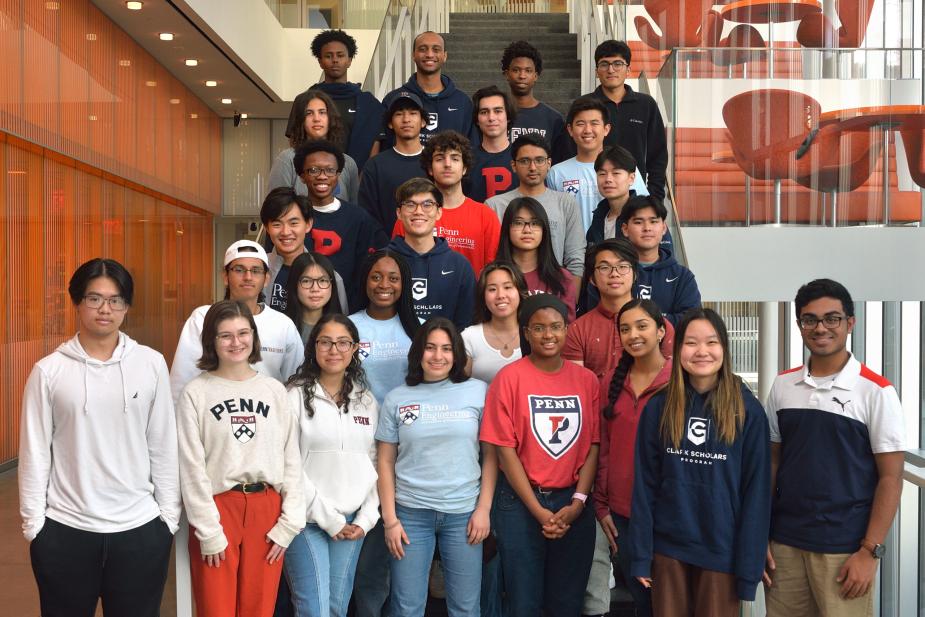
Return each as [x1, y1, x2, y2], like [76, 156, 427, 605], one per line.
[170, 240, 304, 404]
[19, 258, 181, 617]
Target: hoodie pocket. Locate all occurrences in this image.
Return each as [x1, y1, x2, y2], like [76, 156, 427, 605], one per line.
[654, 477, 735, 556]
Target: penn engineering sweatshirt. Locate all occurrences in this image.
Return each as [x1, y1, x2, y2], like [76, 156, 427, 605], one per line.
[287, 383, 380, 536]
[177, 372, 305, 555]
[18, 333, 181, 541]
[169, 304, 304, 404]
[387, 236, 476, 331]
[629, 382, 771, 601]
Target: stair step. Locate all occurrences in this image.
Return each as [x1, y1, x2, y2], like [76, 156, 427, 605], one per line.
[447, 68, 579, 80]
[446, 57, 579, 69]
[449, 12, 569, 21]
[444, 44, 577, 57]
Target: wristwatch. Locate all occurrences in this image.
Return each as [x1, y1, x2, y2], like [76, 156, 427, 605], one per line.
[860, 539, 886, 559]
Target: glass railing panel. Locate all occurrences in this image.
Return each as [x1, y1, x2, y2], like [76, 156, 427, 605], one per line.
[263, 0, 391, 29]
[658, 47, 924, 229]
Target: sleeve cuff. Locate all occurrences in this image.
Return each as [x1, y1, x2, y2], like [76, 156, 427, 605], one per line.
[736, 578, 759, 602]
[268, 521, 301, 548]
[353, 512, 379, 534]
[23, 517, 46, 542]
[198, 531, 229, 556]
[629, 559, 651, 579]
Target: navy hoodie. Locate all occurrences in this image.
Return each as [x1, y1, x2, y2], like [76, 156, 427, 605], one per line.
[635, 247, 700, 325]
[383, 75, 473, 144]
[586, 197, 673, 251]
[388, 236, 476, 331]
[286, 83, 384, 171]
[629, 383, 771, 601]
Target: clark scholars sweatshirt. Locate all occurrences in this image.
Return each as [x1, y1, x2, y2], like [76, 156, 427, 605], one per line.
[629, 381, 771, 601]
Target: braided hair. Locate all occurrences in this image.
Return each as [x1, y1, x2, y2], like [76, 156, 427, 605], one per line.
[603, 299, 666, 419]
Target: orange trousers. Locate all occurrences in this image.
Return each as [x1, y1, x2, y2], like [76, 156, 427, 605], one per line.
[189, 488, 284, 617]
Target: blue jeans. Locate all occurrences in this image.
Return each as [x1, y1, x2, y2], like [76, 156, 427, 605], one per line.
[353, 519, 391, 617]
[283, 515, 364, 617]
[390, 504, 482, 617]
[611, 512, 652, 617]
[493, 476, 595, 617]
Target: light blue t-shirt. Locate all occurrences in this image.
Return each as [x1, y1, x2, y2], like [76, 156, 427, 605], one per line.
[376, 379, 487, 513]
[547, 157, 648, 230]
[350, 311, 412, 405]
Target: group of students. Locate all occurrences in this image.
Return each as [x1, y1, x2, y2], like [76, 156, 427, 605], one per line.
[16, 25, 907, 617]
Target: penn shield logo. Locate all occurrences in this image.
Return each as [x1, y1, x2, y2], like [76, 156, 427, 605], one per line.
[231, 416, 256, 443]
[412, 277, 428, 300]
[358, 341, 371, 359]
[529, 395, 581, 458]
[562, 179, 580, 195]
[686, 417, 709, 446]
[399, 404, 420, 425]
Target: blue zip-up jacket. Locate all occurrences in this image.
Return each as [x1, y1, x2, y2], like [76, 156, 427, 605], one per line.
[383, 75, 473, 144]
[635, 247, 700, 326]
[629, 382, 771, 601]
[387, 236, 476, 331]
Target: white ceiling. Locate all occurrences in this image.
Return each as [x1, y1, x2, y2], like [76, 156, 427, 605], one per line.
[90, 0, 294, 118]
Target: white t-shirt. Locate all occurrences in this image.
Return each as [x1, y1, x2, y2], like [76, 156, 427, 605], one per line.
[461, 323, 522, 384]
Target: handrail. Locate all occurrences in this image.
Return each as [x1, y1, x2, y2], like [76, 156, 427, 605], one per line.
[362, 0, 451, 102]
[572, 0, 626, 94]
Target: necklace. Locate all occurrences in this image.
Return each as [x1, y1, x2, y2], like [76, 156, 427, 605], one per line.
[486, 322, 519, 351]
[320, 382, 342, 405]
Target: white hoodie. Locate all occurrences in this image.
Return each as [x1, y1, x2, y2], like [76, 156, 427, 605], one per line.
[169, 303, 304, 404]
[18, 333, 181, 541]
[287, 383, 380, 536]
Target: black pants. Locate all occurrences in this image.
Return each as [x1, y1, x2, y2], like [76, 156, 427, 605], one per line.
[30, 516, 173, 617]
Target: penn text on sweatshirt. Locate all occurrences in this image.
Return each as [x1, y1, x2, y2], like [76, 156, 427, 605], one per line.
[18, 333, 181, 541]
[629, 382, 771, 601]
[287, 382, 380, 536]
[177, 372, 305, 554]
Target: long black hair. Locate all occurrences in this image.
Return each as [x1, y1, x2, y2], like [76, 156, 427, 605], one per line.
[355, 249, 419, 340]
[496, 197, 566, 297]
[284, 252, 342, 338]
[603, 299, 666, 419]
[286, 313, 369, 416]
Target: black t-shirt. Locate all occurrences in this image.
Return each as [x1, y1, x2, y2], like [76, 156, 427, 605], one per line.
[510, 102, 565, 146]
[268, 265, 290, 312]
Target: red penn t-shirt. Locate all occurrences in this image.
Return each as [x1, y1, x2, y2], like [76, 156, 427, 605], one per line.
[480, 357, 600, 488]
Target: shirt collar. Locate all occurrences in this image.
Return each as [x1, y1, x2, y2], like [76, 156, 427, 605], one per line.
[799, 353, 861, 390]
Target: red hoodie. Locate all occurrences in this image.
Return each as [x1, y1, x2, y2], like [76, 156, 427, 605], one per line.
[594, 357, 673, 520]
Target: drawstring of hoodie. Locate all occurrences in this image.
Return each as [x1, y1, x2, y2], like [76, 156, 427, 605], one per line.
[76, 333, 130, 414]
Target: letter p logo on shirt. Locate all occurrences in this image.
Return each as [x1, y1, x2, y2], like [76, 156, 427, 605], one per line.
[529, 395, 581, 459]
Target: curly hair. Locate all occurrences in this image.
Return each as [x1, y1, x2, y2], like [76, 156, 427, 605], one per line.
[310, 30, 357, 59]
[286, 313, 370, 417]
[500, 39, 543, 74]
[288, 91, 347, 151]
[420, 131, 474, 180]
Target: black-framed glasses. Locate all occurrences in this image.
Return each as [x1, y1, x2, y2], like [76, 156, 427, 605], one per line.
[302, 166, 339, 178]
[299, 276, 332, 290]
[798, 314, 845, 330]
[595, 263, 633, 277]
[316, 338, 356, 352]
[596, 60, 628, 71]
[512, 218, 542, 230]
[83, 294, 128, 311]
[514, 156, 549, 167]
[399, 199, 439, 213]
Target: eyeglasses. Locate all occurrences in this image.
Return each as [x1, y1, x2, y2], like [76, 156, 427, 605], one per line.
[527, 323, 566, 335]
[512, 218, 542, 230]
[798, 314, 845, 330]
[302, 166, 339, 178]
[399, 199, 439, 213]
[514, 156, 549, 167]
[216, 328, 253, 345]
[316, 338, 356, 352]
[83, 294, 128, 311]
[595, 263, 633, 277]
[299, 276, 332, 290]
[596, 60, 628, 71]
[228, 265, 266, 277]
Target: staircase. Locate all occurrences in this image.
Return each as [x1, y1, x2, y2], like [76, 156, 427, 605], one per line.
[442, 12, 581, 116]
